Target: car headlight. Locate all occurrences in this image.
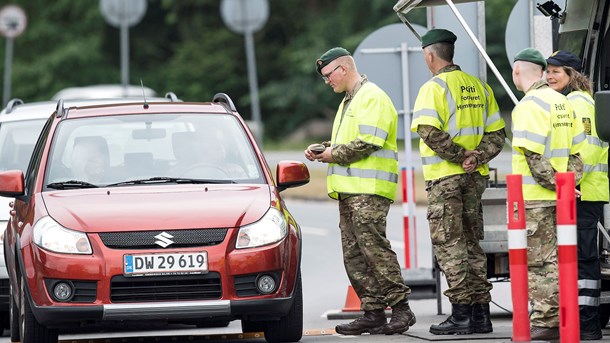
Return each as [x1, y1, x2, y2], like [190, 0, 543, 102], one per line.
[236, 208, 287, 249]
[33, 216, 92, 254]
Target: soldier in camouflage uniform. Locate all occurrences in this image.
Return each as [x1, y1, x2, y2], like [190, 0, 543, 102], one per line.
[511, 48, 585, 341]
[411, 29, 506, 335]
[305, 47, 415, 336]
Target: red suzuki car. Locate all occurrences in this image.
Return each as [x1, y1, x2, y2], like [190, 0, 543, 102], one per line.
[0, 94, 309, 343]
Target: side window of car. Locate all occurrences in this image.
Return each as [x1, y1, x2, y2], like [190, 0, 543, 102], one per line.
[24, 115, 54, 197]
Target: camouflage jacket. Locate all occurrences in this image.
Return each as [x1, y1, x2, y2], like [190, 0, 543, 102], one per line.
[416, 125, 506, 166]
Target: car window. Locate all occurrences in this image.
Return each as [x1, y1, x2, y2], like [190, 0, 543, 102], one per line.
[44, 113, 264, 187]
[0, 118, 47, 173]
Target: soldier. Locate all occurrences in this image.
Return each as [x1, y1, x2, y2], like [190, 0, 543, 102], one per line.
[511, 48, 586, 340]
[304, 47, 415, 335]
[546, 50, 608, 341]
[411, 28, 506, 335]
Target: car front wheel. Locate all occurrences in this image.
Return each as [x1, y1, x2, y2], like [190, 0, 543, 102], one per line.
[19, 274, 58, 343]
[263, 272, 303, 343]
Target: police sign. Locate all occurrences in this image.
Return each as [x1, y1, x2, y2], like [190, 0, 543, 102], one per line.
[0, 5, 27, 39]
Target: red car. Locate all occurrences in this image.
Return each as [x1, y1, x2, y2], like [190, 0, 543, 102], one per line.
[0, 94, 309, 343]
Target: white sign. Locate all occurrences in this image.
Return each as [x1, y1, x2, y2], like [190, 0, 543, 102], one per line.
[220, 0, 269, 34]
[100, 0, 147, 28]
[0, 5, 27, 39]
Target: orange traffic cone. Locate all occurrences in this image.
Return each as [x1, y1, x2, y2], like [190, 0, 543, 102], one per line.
[342, 285, 362, 312]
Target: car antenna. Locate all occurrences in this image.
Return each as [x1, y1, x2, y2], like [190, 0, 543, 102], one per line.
[140, 79, 149, 109]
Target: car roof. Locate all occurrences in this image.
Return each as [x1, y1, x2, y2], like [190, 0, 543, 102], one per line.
[0, 95, 180, 123]
[62, 101, 233, 119]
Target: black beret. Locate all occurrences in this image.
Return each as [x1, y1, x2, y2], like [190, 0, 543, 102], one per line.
[316, 47, 351, 75]
[514, 48, 547, 68]
[421, 29, 457, 48]
[547, 50, 582, 72]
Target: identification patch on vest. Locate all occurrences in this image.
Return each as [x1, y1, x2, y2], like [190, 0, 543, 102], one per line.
[582, 117, 592, 135]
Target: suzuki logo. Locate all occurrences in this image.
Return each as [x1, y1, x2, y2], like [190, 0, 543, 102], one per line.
[154, 232, 174, 248]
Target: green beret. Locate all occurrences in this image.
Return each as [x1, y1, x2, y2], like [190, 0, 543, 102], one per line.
[514, 48, 547, 68]
[316, 47, 351, 75]
[421, 29, 457, 48]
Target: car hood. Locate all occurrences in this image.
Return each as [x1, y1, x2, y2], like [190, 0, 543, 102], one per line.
[42, 184, 271, 232]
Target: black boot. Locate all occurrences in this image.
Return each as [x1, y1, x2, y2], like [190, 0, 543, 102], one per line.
[472, 303, 492, 333]
[335, 309, 386, 335]
[429, 304, 473, 335]
[383, 299, 416, 334]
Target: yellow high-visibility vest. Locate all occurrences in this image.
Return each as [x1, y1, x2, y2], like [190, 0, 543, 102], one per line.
[327, 82, 399, 201]
[411, 70, 505, 180]
[511, 87, 587, 200]
[568, 90, 609, 202]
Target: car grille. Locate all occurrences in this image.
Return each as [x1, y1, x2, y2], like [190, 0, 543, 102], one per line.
[110, 273, 222, 303]
[99, 229, 228, 249]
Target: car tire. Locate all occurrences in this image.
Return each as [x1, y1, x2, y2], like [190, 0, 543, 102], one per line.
[262, 272, 303, 343]
[9, 282, 18, 343]
[19, 274, 58, 343]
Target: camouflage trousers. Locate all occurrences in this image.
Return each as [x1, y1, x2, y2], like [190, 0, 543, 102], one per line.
[524, 205, 559, 328]
[338, 194, 410, 311]
[425, 173, 492, 305]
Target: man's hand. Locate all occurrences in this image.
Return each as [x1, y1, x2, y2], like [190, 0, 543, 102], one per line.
[314, 147, 333, 163]
[462, 150, 481, 173]
[304, 147, 333, 163]
[304, 148, 316, 161]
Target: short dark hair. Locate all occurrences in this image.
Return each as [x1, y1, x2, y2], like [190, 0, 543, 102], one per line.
[429, 42, 454, 62]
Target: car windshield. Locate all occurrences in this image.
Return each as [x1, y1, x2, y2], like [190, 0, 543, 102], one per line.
[44, 113, 265, 188]
[0, 119, 48, 173]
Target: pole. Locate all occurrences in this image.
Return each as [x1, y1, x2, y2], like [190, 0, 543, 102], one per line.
[2, 37, 14, 107]
[244, 28, 262, 145]
[120, 0, 129, 96]
[443, 0, 519, 105]
[556, 172, 580, 343]
[506, 174, 531, 342]
[400, 42, 417, 269]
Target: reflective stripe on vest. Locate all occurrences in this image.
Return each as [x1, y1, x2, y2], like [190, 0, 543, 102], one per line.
[327, 82, 398, 201]
[412, 70, 504, 181]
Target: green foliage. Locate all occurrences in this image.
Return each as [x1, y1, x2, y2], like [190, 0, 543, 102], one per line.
[0, 0, 517, 141]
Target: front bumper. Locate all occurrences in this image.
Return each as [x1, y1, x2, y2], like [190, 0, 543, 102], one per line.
[32, 296, 294, 327]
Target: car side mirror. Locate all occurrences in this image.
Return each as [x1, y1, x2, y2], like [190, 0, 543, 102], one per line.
[0, 170, 25, 197]
[276, 161, 310, 192]
[595, 91, 610, 142]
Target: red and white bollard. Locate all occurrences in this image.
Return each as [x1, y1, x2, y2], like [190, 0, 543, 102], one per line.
[401, 167, 417, 269]
[556, 172, 580, 343]
[506, 174, 531, 342]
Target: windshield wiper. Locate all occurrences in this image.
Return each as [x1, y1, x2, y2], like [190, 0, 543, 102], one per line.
[106, 177, 236, 187]
[47, 180, 99, 189]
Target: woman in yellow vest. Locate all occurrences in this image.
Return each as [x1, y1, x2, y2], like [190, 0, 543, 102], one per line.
[547, 50, 609, 341]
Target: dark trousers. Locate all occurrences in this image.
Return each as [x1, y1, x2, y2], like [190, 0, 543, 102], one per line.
[576, 200, 604, 333]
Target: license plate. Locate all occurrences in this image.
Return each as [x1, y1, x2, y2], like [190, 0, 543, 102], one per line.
[124, 252, 208, 276]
